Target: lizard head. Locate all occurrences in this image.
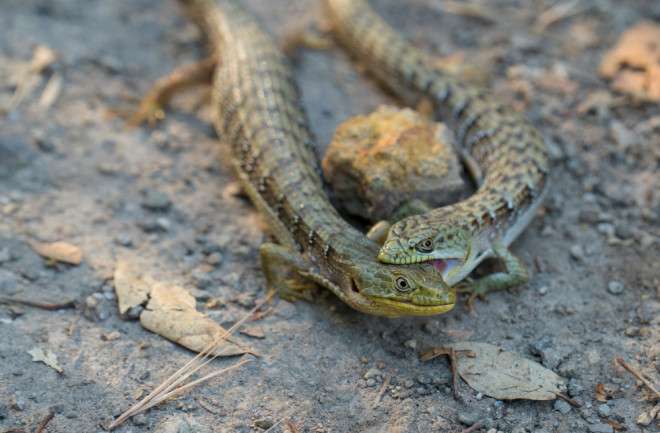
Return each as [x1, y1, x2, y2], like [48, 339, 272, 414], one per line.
[344, 259, 455, 317]
[377, 219, 471, 282]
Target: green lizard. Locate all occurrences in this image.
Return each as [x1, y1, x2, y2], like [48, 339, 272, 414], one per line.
[128, 0, 456, 317]
[325, 0, 550, 307]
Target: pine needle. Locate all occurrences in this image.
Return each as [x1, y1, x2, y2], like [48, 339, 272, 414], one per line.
[107, 293, 273, 430]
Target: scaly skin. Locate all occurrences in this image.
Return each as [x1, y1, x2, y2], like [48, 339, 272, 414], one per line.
[149, 0, 455, 317]
[325, 0, 550, 300]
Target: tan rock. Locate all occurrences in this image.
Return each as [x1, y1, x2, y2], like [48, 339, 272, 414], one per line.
[322, 105, 465, 222]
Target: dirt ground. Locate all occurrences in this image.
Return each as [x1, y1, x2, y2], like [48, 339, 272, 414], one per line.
[1, 0, 659, 432]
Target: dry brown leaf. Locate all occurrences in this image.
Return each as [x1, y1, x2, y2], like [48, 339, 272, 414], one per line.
[30, 241, 83, 265]
[239, 324, 265, 339]
[27, 347, 63, 373]
[595, 382, 613, 402]
[600, 21, 660, 102]
[114, 260, 154, 314]
[140, 282, 244, 357]
[602, 419, 626, 430]
[447, 342, 564, 400]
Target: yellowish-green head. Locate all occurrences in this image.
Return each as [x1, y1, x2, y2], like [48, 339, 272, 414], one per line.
[344, 258, 455, 317]
[378, 221, 471, 282]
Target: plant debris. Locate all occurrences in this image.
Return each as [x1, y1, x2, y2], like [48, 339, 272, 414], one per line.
[600, 21, 660, 102]
[29, 241, 83, 265]
[422, 342, 567, 401]
[26, 347, 62, 373]
[140, 282, 245, 357]
[114, 260, 154, 314]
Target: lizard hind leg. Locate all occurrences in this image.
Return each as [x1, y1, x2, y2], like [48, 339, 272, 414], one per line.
[455, 240, 529, 310]
[259, 243, 316, 303]
[117, 56, 218, 128]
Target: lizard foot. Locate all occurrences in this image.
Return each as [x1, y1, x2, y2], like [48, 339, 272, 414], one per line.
[454, 278, 489, 311]
[273, 279, 315, 303]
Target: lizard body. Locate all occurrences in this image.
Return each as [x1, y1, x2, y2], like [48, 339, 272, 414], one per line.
[325, 0, 550, 300]
[152, 0, 456, 317]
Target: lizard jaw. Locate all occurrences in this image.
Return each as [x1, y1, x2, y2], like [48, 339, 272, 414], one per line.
[428, 258, 462, 278]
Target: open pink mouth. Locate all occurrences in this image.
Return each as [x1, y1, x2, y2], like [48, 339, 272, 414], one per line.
[429, 259, 462, 277]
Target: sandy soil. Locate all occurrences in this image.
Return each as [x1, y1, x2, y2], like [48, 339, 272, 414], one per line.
[1, 0, 659, 432]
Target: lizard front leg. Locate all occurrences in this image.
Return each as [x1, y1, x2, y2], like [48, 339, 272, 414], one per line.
[456, 239, 529, 310]
[259, 243, 316, 302]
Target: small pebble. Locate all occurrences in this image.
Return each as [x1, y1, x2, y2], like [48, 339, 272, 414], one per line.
[83, 293, 110, 321]
[125, 305, 144, 320]
[203, 243, 222, 255]
[155, 217, 171, 231]
[596, 223, 615, 237]
[141, 190, 171, 212]
[49, 404, 64, 414]
[191, 268, 212, 289]
[530, 334, 553, 355]
[567, 378, 584, 397]
[404, 379, 415, 389]
[417, 374, 433, 385]
[10, 393, 26, 411]
[363, 368, 381, 380]
[422, 319, 442, 335]
[637, 409, 654, 426]
[569, 244, 584, 260]
[366, 378, 376, 387]
[554, 399, 572, 414]
[114, 233, 133, 247]
[587, 423, 613, 433]
[132, 414, 148, 426]
[598, 403, 611, 417]
[537, 285, 548, 295]
[102, 331, 121, 341]
[403, 339, 417, 349]
[0, 247, 10, 264]
[205, 252, 224, 266]
[614, 225, 634, 240]
[153, 415, 191, 433]
[607, 281, 624, 295]
[458, 412, 479, 426]
[624, 327, 639, 337]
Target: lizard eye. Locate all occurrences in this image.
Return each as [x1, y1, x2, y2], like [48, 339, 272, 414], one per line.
[394, 276, 413, 293]
[416, 238, 434, 253]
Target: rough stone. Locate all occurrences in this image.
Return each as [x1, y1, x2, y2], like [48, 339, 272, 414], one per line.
[322, 105, 464, 221]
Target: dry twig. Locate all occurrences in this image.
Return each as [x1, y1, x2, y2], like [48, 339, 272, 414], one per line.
[0, 295, 75, 310]
[34, 413, 54, 433]
[107, 294, 273, 429]
[616, 357, 660, 399]
[286, 421, 301, 433]
[372, 374, 391, 408]
[459, 419, 487, 433]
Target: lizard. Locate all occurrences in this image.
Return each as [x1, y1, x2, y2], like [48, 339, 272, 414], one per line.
[324, 0, 550, 306]
[127, 0, 456, 317]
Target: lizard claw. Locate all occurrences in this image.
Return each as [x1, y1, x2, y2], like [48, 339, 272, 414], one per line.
[274, 279, 315, 303]
[455, 277, 490, 311]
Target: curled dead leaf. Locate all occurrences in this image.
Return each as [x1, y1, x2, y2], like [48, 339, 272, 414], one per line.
[140, 282, 244, 357]
[29, 241, 82, 265]
[114, 260, 154, 315]
[426, 342, 566, 401]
